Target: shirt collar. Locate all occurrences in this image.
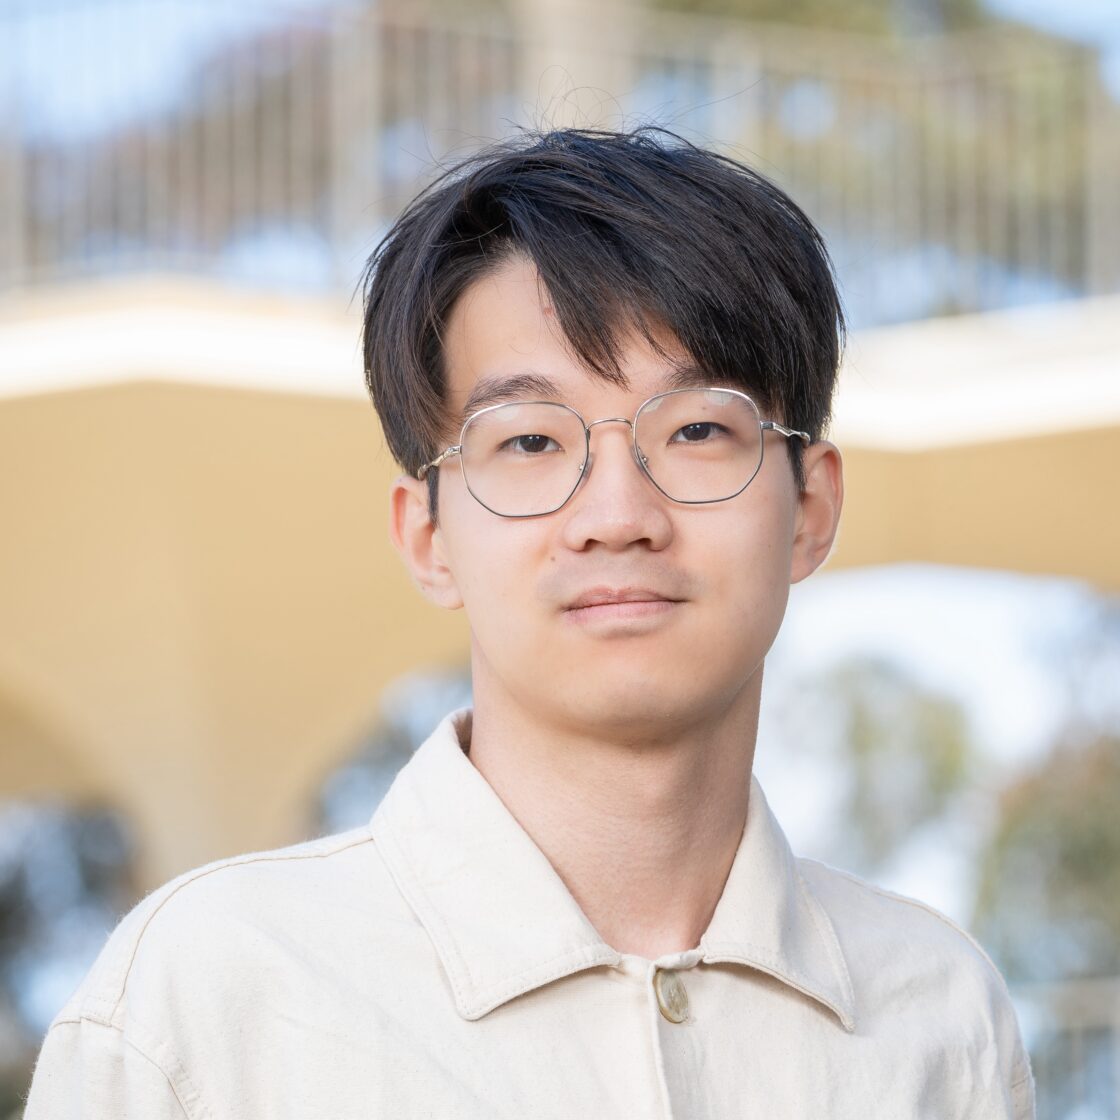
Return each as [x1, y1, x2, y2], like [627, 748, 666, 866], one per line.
[370, 709, 855, 1031]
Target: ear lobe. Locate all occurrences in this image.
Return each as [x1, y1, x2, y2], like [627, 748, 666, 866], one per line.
[389, 476, 464, 610]
[790, 441, 844, 585]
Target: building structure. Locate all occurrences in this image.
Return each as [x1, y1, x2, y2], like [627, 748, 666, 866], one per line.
[1, 275, 1117, 888]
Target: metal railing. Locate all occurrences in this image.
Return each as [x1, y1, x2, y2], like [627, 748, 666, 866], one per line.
[1, 0, 1117, 326]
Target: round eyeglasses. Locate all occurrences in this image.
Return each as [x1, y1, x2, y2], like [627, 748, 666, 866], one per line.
[417, 387, 810, 518]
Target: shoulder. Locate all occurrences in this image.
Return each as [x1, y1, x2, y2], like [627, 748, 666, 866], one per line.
[797, 854, 1006, 983]
[798, 856, 1033, 1091]
[55, 826, 381, 1031]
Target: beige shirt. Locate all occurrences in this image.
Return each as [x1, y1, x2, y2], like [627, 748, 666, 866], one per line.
[27, 709, 1035, 1118]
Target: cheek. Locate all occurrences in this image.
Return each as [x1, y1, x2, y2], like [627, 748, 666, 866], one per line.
[440, 509, 541, 620]
[691, 501, 794, 635]
[713, 536, 789, 621]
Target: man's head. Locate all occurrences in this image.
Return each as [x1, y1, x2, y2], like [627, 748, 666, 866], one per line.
[363, 127, 844, 507]
[362, 128, 845, 741]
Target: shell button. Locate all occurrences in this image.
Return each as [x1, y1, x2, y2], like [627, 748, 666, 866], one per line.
[653, 967, 689, 1024]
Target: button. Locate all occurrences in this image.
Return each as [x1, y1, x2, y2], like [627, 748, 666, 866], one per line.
[653, 968, 689, 1023]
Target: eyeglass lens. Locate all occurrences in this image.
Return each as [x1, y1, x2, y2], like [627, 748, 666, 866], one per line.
[458, 389, 765, 517]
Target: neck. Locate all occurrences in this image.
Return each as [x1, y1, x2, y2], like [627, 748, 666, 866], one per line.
[464, 674, 761, 959]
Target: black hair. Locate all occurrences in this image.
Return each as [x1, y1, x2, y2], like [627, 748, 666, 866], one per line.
[361, 126, 844, 511]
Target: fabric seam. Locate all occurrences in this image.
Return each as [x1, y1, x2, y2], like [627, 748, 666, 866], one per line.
[800, 857, 1033, 1072]
[42, 1015, 207, 1120]
[88, 831, 373, 1024]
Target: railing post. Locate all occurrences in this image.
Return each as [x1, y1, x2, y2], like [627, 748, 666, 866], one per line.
[512, 0, 644, 129]
[710, 31, 763, 155]
[327, 5, 383, 290]
[1084, 54, 1119, 297]
[0, 135, 21, 289]
[0, 54, 27, 287]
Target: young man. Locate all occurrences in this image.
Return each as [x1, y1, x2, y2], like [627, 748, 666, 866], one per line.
[27, 128, 1034, 1118]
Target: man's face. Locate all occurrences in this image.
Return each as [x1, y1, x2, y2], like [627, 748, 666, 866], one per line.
[392, 254, 841, 742]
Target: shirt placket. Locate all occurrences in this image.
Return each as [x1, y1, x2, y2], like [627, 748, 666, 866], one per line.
[636, 949, 708, 1120]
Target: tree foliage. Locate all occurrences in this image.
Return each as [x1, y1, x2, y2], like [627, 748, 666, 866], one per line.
[973, 735, 1120, 983]
[835, 659, 971, 870]
[773, 656, 973, 876]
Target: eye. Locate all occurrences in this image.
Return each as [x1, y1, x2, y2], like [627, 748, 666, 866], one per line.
[669, 422, 725, 443]
[500, 433, 562, 455]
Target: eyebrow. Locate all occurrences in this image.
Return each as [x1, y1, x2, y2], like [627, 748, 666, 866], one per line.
[457, 362, 735, 426]
[459, 373, 564, 424]
[661, 362, 736, 391]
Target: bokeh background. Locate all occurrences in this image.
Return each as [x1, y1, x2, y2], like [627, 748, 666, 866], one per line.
[1, 0, 1118, 1115]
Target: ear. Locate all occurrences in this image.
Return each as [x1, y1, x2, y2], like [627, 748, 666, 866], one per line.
[790, 440, 844, 585]
[388, 475, 464, 610]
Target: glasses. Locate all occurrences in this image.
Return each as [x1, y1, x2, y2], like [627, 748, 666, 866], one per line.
[417, 387, 810, 518]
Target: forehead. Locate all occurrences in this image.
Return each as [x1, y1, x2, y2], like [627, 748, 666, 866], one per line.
[442, 255, 715, 426]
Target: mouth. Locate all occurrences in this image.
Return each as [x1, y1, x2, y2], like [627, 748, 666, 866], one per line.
[563, 587, 684, 624]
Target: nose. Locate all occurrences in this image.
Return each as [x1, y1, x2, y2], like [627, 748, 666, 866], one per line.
[558, 418, 673, 552]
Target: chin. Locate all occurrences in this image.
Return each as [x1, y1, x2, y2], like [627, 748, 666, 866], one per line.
[544, 674, 720, 742]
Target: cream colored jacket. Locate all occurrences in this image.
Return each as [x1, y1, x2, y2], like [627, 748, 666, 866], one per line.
[27, 709, 1034, 1118]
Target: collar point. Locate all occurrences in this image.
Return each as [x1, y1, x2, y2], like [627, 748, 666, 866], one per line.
[454, 999, 492, 1023]
[450, 946, 625, 1022]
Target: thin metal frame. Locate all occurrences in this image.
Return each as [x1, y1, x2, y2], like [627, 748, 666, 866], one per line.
[417, 387, 811, 518]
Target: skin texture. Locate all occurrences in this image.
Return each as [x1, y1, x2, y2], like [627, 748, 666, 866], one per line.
[390, 254, 844, 958]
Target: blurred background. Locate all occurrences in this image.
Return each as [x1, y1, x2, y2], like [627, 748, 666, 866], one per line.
[0, 0, 1118, 1115]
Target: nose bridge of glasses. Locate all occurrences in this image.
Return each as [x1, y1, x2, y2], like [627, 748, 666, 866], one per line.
[586, 415, 641, 460]
[582, 415, 650, 483]
[586, 416, 634, 432]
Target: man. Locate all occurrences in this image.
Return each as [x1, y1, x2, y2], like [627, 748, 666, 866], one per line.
[27, 128, 1034, 1117]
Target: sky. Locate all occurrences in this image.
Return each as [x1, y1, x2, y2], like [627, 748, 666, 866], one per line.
[987, 0, 1120, 90]
[986, 0, 1119, 45]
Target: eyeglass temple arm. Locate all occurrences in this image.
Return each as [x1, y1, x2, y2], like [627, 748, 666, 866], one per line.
[761, 421, 811, 444]
[416, 445, 462, 480]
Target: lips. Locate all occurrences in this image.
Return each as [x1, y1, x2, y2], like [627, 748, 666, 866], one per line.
[565, 587, 682, 611]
